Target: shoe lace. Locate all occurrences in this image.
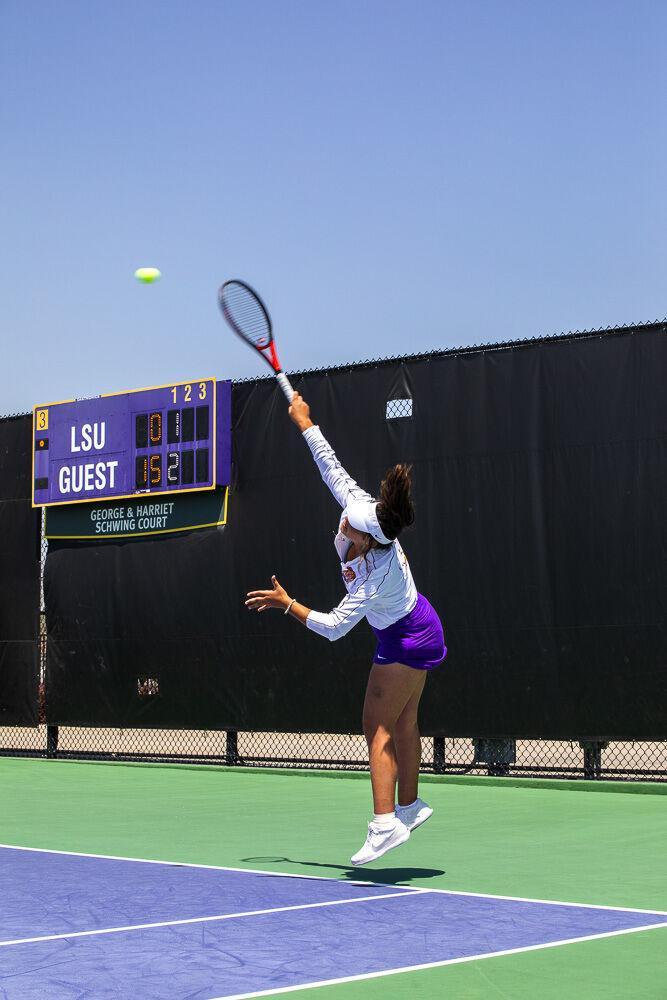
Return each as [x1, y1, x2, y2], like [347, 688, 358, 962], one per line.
[367, 821, 393, 845]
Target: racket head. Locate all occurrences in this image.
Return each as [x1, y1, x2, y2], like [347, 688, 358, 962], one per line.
[218, 279, 273, 351]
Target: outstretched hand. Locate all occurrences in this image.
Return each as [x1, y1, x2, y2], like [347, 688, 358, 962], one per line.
[246, 575, 291, 613]
[288, 392, 313, 432]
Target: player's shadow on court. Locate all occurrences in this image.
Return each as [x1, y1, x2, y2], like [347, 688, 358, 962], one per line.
[339, 865, 444, 885]
[241, 857, 444, 885]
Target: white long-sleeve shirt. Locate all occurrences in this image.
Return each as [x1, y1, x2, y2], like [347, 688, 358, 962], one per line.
[302, 425, 418, 641]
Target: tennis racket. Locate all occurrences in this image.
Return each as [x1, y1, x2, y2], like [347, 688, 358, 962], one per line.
[218, 280, 294, 401]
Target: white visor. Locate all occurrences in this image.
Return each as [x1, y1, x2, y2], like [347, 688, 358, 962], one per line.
[344, 499, 393, 546]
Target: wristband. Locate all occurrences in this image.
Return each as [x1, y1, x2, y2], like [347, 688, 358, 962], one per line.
[284, 598, 296, 616]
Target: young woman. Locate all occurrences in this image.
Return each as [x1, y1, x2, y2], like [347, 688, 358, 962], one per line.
[245, 393, 447, 865]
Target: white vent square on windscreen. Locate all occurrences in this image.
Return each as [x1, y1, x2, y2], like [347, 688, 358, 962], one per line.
[386, 398, 413, 420]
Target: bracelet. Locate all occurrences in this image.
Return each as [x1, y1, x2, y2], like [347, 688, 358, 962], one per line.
[284, 598, 296, 616]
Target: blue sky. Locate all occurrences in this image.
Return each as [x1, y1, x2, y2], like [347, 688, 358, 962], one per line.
[1, 0, 664, 413]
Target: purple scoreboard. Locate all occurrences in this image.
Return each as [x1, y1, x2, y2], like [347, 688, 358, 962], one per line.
[33, 378, 231, 507]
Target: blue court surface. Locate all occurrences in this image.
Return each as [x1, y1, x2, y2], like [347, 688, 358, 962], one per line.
[1, 845, 666, 999]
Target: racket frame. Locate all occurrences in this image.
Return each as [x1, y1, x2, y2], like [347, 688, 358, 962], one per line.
[219, 280, 294, 400]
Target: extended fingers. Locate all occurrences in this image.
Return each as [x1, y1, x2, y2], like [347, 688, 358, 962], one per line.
[246, 578, 283, 612]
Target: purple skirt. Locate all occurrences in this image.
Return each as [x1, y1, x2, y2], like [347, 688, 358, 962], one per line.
[371, 594, 447, 671]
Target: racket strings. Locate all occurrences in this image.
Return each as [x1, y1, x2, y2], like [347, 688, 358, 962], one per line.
[220, 283, 272, 349]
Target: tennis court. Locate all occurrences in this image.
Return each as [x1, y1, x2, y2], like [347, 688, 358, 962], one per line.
[1, 758, 665, 999]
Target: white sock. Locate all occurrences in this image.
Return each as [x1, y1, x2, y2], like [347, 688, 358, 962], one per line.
[372, 812, 396, 828]
[398, 799, 418, 810]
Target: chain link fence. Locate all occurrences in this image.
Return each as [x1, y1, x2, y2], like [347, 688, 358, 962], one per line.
[1, 723, 665, 780]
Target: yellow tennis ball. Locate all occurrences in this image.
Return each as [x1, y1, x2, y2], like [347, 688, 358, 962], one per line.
[134, 267, 162, 284]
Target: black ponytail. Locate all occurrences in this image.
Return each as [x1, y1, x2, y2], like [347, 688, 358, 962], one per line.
[376, 464, 415, 542]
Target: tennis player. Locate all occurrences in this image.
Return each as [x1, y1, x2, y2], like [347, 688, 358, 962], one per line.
[246, 393, 447, 865]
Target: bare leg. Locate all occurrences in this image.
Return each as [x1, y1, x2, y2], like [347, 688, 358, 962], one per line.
[393, 673, 427, 806]
[362, 663, 427, 815]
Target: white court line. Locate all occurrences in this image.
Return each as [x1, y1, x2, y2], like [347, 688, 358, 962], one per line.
[1, 843, 665, 916]
[0, 891, 412, 948]
[407, 885, 667, 916]
[0, 843, 384, 890]
[214, 921, 667, 1000]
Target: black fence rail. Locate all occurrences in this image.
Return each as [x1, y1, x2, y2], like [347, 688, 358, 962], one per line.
[1, 726, 665, 781]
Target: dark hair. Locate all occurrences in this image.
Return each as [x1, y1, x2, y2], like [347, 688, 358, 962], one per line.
[376, 464, 415, 542]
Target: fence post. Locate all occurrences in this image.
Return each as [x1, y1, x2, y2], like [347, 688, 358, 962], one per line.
[226, 730, 239, 766]
[46, 725, 59, 759]
[433, 736, 445, 774]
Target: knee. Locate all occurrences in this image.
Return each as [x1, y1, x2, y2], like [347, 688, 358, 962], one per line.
[363, 715, 392, 746]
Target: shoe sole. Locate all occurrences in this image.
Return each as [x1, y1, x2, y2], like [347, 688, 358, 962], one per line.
[350, 828, 410, 866]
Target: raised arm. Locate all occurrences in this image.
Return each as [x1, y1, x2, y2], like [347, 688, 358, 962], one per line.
[289, 392, 373, 509]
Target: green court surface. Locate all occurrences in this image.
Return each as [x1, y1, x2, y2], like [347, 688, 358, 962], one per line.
[1, 757, 665, 998]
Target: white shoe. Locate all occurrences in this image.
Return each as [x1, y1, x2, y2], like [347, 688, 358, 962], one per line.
[350, 817, 410, 866]
[396, 797, 433, 832]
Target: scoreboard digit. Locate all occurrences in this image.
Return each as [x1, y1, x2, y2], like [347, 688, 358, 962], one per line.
[33, 378, 231, 507]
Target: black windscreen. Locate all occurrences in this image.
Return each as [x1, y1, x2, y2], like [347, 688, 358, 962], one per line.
[0, 414, 40, 725]
[44, 326, 667, 738]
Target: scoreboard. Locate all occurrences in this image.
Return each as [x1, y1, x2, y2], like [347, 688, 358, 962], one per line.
[33, 378, 231, 507]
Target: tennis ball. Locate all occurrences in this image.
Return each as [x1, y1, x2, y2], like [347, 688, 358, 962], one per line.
[134, 267, 162, 284]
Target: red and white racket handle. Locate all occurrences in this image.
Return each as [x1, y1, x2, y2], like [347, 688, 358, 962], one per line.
[276, 372, 294, 401]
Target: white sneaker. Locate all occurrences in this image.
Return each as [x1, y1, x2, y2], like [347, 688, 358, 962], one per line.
[350, 817, 410, 866]
[396, 797, 433, 832]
